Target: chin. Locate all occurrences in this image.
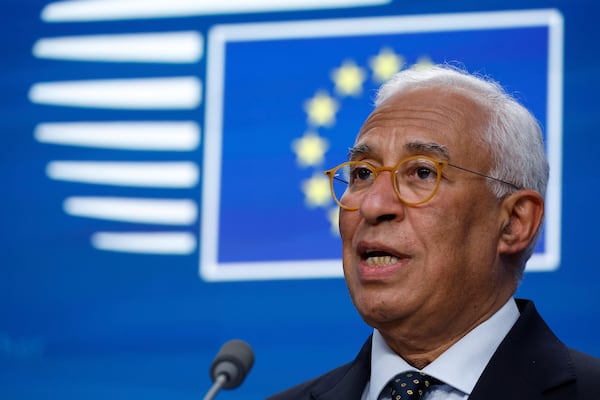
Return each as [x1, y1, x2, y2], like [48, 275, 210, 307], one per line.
[352, 292, 398, 325]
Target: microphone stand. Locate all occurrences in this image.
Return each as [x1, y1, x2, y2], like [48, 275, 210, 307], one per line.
[203, 374, 227, 400]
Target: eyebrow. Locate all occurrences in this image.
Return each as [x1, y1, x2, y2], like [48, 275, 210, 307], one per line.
[347, 144, 371, 160]
[405, 141, 450, 159]
[347, 141, 450, 161]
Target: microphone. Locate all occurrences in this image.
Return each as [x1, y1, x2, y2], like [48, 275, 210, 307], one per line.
[203, 339, 255, 400]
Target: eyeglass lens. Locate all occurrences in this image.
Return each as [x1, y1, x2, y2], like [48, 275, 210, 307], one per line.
[331, 157, 442, 208]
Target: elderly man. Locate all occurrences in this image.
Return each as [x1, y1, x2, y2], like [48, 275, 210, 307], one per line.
[268, 65, 600, 399]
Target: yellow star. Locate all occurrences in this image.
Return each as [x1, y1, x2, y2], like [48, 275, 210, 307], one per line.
[301, 173, 332, 208]
[304, 90, 339, 127]
[331, 60, 367, 97]
[327, 207, 340, 236]
[369, 48, 404, 83]
[292, 131, 329, 167]
[412, 55, 434, 70]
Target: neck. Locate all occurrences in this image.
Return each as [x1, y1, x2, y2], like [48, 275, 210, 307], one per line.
[377, 293, 513, 369]
[378, 327, 466, 369]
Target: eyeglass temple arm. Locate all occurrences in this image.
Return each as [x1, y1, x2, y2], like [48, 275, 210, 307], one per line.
[447, 163, 521, 190]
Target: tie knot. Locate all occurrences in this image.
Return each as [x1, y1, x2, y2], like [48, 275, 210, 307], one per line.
[389, 371, 437, 399]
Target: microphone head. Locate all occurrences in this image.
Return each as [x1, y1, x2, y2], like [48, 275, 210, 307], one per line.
[210, 339, 254, 389]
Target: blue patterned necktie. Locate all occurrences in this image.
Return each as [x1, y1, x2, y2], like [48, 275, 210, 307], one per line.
[389, 371, 437, 399]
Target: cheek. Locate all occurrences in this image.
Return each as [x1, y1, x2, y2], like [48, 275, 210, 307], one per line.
[339, 209, 358, 243]
[419, 199, 501, 284]
[339, 210, 360, 282]
[407, 204, 483, 285]
[422, 193, 490, 241]
[406, 208, 455, 253]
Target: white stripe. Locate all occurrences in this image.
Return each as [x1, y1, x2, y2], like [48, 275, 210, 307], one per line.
[35, 121, 200, 151]
[201, 259, 343, 282]
[41, 0, 390, 22]
[527, 10, 563, 272]
[33, 31, 203, 63]
[47, 161, 199, 188]
[64, 197, 197, 225]
[92, 231, 196, 254]
[208, 9, 562, 43]
[28, 77, 201, 110]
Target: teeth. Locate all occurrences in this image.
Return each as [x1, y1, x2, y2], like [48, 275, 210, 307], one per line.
[366, 255, 400, 267]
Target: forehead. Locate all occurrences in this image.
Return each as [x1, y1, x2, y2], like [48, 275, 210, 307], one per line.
[354, 87, 488, 161]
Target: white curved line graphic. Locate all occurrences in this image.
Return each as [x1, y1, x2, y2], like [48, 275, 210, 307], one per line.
[42, 0, 391, 22]
[35, 121, 200, 151]
[47, 161, 199, 188]
[64, 197, 198, 225]
[92, 231, 197, 254]
[33, 31, 203, 63]
[29, 77, 202, 110]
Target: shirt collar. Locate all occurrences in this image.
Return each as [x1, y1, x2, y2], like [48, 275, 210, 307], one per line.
[367, 297, 520, 399]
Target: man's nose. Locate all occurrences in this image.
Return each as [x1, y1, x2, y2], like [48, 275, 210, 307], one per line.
[358, 171, 406, 224]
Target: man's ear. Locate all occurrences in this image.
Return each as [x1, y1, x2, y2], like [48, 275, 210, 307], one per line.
[497, 190, 545, 255]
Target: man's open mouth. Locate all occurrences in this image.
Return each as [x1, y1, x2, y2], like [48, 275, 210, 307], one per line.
[363, 250, 401, 267]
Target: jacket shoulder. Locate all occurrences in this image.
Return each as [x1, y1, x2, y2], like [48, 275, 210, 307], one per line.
[569, 348, 600, 398]
[266, 362, 355, 400]
[267, 337, 372, 400]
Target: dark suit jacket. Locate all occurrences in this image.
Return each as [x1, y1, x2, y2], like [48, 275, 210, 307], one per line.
[267, 299, 600, 399]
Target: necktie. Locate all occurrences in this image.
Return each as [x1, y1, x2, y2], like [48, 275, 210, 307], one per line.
[389, 371, 437, 399]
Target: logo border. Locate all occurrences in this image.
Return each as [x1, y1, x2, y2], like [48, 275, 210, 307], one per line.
[201, 9, 564, 281]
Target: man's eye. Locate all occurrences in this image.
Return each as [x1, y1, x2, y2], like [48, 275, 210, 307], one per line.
[356, 168, 373, 180]
[400, 160, 439, 183]
[416, 167, 434, 180]
[349, 166, 373, 185]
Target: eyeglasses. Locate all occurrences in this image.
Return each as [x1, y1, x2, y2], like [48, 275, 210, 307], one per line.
[323, 155, 521, 211]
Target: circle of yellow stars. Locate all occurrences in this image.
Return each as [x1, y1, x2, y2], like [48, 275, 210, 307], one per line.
[292, 48, 433, 235]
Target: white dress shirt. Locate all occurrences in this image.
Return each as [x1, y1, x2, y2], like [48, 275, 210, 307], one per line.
[361, 298, 520, 400]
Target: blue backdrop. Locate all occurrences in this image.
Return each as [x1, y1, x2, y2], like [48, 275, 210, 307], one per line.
[0, 1, 598, 399]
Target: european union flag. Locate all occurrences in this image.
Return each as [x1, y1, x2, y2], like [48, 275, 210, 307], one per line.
[200, 10, 563, 281]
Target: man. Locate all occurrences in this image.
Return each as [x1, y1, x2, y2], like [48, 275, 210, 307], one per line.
[268, 65, 600, 399]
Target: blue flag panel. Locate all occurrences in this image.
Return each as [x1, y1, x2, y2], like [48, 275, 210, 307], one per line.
[201, 10, 563, 281]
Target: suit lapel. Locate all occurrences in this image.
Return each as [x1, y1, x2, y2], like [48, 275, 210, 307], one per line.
[312, 336, 372, 400]
[469, 299, 576, 400]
